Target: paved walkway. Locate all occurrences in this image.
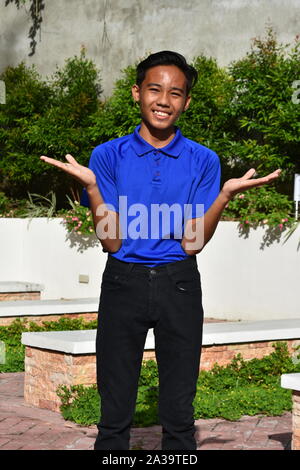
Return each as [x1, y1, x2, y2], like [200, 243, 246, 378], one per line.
[0, 372, 292, 450]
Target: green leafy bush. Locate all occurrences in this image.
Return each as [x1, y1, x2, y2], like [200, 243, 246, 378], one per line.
[0, 317, 97, 373]
[0, 192, 11, 214]
[56, 342, 300, 426]
[223, 185, 294, 228]
[57, 384, 100, 426]
[177, 55, 233, 147]
[0, 62, 52, 197]
[0, 49, 102, 206]
[87, 64, 140, 143]
[226, 27, 300, 181]
[58, 197, 94, 235]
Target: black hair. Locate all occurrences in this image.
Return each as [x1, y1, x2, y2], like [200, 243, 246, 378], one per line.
[136, 51, 198, 95]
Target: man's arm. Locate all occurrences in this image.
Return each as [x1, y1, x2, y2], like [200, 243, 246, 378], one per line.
[181, 168, 282, 256]
[85, 183, 122, 253]
[181, 190, 228, 255]
[40, 153, 122, 253]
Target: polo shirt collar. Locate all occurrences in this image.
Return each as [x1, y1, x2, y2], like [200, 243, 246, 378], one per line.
[130, 124, 185, 158]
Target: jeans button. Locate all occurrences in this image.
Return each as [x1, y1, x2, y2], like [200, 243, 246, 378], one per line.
[150, 269, 156, 275]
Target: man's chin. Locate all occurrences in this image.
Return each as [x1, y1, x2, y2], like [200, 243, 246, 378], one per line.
[144, 118, 176, 132]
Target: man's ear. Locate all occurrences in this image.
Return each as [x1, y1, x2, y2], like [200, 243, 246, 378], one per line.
[183, 95, 191, 112]
[131, 84, 140, 104]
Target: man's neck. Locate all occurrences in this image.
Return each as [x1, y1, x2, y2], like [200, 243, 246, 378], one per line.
[138, 121, 176, 148]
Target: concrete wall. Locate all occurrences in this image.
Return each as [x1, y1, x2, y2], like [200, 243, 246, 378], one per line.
[0, 218, 103, 300]
[1, 0, 300, 97]
[0, 218, 299, 321]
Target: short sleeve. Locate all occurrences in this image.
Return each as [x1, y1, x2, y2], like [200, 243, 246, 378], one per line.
[80, 145, 119, 212]
[185, 151, 221, 219]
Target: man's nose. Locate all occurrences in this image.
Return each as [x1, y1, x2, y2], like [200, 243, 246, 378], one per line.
[156, 92, 170, 107]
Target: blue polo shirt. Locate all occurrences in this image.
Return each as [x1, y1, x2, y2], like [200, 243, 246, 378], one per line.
[81, 125, 221, 266]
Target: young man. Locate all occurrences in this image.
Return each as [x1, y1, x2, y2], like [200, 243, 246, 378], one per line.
[40, 51, 281, 451]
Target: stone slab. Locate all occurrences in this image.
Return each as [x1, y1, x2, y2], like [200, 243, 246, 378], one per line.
[0, 297, 98, 317]
[0, 281, 44, 293]
[281, 373, 300, 392]
[22, 328, 155, 353]
[21, 318, 300, 354]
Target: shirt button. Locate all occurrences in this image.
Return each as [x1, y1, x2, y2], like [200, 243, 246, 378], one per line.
[156, 171, 160, 176]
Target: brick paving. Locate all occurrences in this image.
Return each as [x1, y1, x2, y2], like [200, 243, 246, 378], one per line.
[0, 372, 292, 450]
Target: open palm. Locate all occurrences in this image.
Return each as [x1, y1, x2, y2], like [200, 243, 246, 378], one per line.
[40, 154, 96, 189]
[222, 168, 282, 200]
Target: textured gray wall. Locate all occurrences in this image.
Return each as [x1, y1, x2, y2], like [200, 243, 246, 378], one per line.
[0, 0, 300, 97]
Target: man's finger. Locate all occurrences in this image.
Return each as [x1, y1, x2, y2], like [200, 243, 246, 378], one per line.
[240, 169, 281, 189]
[40, 155, 61, 165]
[254, 169, 282, 184]
[40, 155, 64, 168]
[40, 155, 75, 172]
[65, 154, 80, 167]
[239, 168, 256, 180]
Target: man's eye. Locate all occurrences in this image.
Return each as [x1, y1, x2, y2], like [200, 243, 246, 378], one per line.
[150, 88, 159, 92]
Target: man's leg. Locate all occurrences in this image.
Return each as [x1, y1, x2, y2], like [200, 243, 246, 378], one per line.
[94, 259, 150, 450]
[154, 259, 203, 450]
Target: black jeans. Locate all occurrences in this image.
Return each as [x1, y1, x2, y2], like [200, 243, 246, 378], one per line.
[94, 254, 204, 450]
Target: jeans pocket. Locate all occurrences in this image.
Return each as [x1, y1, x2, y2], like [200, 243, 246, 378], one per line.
[101, 269, 130, 291]
[169, 267, 201, 294]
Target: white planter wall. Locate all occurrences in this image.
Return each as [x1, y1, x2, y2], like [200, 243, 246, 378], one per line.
[0, 218, 299, 321]
[199, 222, 300, 321]
[0, 218, 103, 301]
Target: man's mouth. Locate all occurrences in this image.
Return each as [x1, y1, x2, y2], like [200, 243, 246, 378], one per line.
[152, 110, 171, 118]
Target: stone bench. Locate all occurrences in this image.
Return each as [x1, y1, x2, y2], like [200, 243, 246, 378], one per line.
[0, 281, 44, 302]
[0, 297, 99, 326]
[281, 373, 300, 450]
[21, 318, 300, 412]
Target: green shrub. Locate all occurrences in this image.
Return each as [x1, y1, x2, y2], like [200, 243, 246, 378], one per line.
[223, 185, 294, 228]
[0, 62, 52, 195]
[177, 55, 233, 147]
[57, 384, 100, 426]
[58, 197, 94, 235]
[0, 49, 102, 206]
[0, 191, 11, 214]
[0, 317, 97, 373]
[215, 27, 300, 212]
[87, 63, 140, 143]
[226, 27, 300, 181]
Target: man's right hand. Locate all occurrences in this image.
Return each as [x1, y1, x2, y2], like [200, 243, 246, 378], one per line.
[40, 154, 97, 190]
[41, 153, 122, 253]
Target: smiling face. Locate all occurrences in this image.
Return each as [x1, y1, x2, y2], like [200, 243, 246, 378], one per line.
[132, 65, 191, 143]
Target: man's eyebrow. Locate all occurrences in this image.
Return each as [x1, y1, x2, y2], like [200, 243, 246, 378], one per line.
[146, 83, 185, 93]
[146, 83, 162, 88]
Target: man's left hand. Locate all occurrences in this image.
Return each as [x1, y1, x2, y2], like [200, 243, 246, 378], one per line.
[221, 168, 282, 202]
